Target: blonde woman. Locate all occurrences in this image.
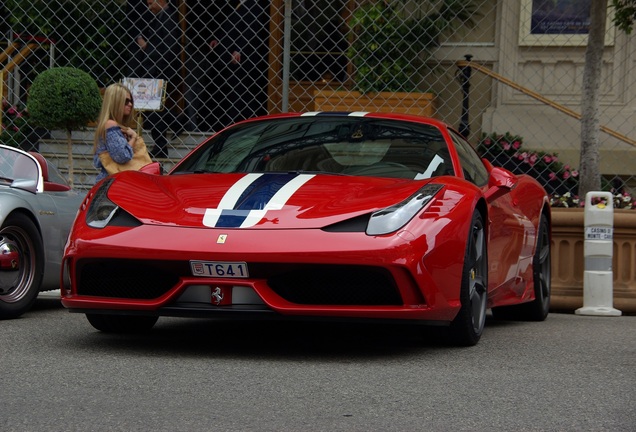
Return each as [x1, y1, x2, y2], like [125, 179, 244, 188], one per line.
[93, 83, 137, 182]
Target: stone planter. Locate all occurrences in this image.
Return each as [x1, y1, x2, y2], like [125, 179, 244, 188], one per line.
[313, 90, 436, 118]
[550, 207, 636, 313]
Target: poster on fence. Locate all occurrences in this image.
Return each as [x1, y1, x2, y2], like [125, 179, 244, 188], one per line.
[121, 78, 167, 111]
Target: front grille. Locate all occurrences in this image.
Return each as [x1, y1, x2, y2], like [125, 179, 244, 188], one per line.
[77, 259, 183, 299]
[268, 265, 402, 305]
[76, 260, 402, 306]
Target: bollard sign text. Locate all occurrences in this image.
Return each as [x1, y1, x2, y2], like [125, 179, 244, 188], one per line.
[585, 226, 613, 240]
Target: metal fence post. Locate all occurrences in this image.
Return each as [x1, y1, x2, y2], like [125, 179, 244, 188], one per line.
[458, 54, 472, 138]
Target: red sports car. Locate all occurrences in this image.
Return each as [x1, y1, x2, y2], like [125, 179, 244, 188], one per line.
[61, 112, 551, 346]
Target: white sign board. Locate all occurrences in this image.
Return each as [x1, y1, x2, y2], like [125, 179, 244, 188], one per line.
[121, 77, 166, 111]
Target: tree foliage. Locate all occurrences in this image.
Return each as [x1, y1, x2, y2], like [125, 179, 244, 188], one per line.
[611, 0, 636, 33]
[4, 0, 128, 86]
[347, 0, 476, 93]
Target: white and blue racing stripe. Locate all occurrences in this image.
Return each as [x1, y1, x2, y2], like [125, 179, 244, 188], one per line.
[203, 173, 315, 228]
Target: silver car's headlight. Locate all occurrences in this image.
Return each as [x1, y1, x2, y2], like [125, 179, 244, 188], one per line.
[86, 179, 119, 229]
[366, 184, 443, 235]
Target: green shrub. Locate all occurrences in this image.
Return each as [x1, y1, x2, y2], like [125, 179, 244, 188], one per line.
[347, 0, 476, 93]
[28, 67, 102, 132]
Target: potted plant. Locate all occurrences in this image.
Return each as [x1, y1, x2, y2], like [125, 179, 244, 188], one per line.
[314, 0, 476, 116]
[28, 67, 102, 188]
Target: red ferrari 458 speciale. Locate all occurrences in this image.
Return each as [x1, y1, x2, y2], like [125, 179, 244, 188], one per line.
[61, 112, 551, 346]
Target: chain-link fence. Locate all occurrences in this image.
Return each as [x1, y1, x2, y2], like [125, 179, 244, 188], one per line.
[1, 0, 635, 196]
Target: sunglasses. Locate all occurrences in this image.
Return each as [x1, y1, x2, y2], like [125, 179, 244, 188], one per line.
[124, 98, 134, 106]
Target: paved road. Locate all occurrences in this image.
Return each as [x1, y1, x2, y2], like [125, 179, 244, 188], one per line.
[2, 294, 635, 432]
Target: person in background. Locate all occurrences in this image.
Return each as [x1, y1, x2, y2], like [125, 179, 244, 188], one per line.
[133, 0, 181, 158]
[93, 83, 137, 183]
[212, 0, 268, 129]
[182, 0, 220, 133]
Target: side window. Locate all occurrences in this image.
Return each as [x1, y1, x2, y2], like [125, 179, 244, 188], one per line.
[450, 131, 489, 186]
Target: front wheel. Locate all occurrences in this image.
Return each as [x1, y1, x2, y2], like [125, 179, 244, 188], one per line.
[0, 213, 44, 319]
[86, 313, 158, 333]
[448, 211, 488, 346]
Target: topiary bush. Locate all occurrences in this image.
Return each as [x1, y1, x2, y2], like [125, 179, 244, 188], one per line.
[28, 67, 102, 186]
[28, 67, 102, 130]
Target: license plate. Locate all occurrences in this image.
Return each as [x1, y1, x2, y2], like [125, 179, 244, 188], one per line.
[190, 261, 249, 278]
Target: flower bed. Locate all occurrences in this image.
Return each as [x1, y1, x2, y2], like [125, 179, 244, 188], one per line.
[1, 99, 31, 148]
[477, 131, 579, 196]
[478, 131, 635, 210]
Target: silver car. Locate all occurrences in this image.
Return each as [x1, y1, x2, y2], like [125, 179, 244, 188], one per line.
[0, 145, 84, 319]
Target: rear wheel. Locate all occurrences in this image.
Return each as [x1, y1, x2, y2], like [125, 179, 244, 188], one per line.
[448, 211, 488, 346]
[86, 313, 158, 333]
[0, 213, 44, 319]
[492, 213, 551, 321]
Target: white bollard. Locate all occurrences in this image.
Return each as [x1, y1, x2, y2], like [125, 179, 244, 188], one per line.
[575, 191, 621, 316]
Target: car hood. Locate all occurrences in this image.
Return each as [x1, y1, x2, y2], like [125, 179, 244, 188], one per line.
[107, 172, 435, 229]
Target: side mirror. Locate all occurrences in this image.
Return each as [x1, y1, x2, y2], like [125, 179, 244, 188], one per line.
[481, 157, 494, 172]
[484, 167, 517, 201]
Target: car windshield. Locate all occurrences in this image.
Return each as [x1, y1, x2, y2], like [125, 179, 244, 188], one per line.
[173, 116, 453, 180]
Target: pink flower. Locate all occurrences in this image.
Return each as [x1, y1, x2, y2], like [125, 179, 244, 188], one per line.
[512, 141, 521, 149]
[7, 106, 16, 115]
[543, 155, 553, 163]
[570, 170, 578, 177]
[549, 172, 557, 181]
[563, 171, 571, 180]
[503, 142, 511, 151]
[484, 138, 492, 145]
[528, 153, 538, 166]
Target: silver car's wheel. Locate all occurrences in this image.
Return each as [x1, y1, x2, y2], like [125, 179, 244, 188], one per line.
[448, 211, 488, 346]
[86, 314, 158, 333]
[0, 213, 44, 319]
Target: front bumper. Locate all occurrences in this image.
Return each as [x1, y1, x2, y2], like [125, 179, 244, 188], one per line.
[61, 224, 463, 322]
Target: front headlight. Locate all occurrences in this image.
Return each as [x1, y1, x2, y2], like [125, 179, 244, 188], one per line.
[366, 184, 443, 235]
[86, 178, 118, 229]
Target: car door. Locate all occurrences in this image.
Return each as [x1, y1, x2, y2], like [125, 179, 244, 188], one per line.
[448, 130, 529, 293]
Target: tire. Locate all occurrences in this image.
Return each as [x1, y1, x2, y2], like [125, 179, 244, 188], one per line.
[0, 213, 44, 319]
[492, 213, 551, 321]
[86, 313, 158, 333]
[448, 210, 488, 346]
